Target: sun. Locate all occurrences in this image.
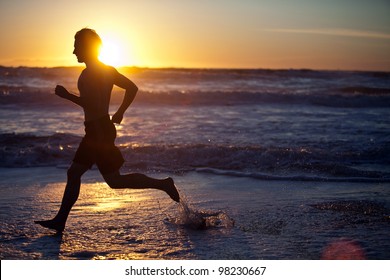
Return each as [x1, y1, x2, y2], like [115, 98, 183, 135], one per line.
[99, 35, 131, 67]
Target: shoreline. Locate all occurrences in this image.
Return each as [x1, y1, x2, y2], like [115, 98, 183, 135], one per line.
[1, 167, 389, 260]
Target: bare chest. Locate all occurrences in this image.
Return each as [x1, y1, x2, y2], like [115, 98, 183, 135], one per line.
[78, 71, 114, 100]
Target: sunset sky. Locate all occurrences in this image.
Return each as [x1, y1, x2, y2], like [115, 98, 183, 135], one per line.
[0, 0, 389, 70]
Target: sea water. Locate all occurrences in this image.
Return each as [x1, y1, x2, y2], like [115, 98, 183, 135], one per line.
[1, 67, 389, 181]
[165, 195, 235, 230]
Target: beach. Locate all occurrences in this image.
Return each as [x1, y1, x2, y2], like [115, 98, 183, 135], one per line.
[1, 167, 389, 260]
[1, 67, 390, 260]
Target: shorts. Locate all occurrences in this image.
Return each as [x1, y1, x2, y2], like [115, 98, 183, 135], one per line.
[73, 115, 124, 174]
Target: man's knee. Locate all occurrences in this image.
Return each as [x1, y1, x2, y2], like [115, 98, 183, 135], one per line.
[67, 168, 80, 179]
[103, 172, 122, 189]
[67, 163, 88, 179]
[105, 180, 121, 189]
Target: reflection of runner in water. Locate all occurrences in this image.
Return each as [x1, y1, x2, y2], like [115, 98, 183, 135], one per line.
[35, 28, 180, 232]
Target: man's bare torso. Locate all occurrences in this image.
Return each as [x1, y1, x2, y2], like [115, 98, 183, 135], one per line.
[78, 63, 116, 122]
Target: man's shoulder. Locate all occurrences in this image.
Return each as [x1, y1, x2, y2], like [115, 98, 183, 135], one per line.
[79, 67, 88, 77]
[105, 64, 118, 74]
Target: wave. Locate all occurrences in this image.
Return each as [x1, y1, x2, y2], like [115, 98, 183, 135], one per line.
[135, 89, 390, 108]
[1, 133, 389, 182]
[195, 168, 390, 183]
[1, 66, 390, 108]
[2, 86, 390, 109]
[0, 133, 81, 167]
[340, 86, 390, 95]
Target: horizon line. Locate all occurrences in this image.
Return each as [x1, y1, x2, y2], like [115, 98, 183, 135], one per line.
[1, 64, 389, 73]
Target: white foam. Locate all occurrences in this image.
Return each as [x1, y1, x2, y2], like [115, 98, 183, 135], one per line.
[166, 195, 235, 230]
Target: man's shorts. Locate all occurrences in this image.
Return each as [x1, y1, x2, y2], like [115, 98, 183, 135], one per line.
[73, 115, 124, 174]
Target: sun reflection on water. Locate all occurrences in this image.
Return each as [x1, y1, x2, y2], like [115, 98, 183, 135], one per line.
[75, 183, 155, 212]
[37, 180, 195, 259]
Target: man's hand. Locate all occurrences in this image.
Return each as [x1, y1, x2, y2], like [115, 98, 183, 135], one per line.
[55, 85, 70, 99]
[54, 85, 84, 107]
[112, 112, 123, 124]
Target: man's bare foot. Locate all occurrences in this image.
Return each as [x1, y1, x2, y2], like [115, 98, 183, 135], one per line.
[163, 178, 180, 202]
[34, 219, 65, 232]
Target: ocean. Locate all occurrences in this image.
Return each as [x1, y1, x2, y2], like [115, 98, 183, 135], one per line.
[1, 66, 390, 180]
[1, 66, 390, 259]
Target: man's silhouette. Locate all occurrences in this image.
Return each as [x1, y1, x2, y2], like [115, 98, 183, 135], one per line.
[35, 28, 180, 232]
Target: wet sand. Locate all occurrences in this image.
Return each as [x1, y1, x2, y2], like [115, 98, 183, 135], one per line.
[0, 167, 389, 260]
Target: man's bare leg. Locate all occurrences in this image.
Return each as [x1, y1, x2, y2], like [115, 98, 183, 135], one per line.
[35, 163, 89, 232]
[103, 171, 180, 202]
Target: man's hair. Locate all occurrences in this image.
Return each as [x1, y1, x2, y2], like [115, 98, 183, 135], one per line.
[74, 28, 102, 55]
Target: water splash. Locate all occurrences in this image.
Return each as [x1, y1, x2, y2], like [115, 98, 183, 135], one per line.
[165, 196, 235, 230]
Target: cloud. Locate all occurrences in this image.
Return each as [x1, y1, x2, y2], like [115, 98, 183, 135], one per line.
[265, 28, 390, 40]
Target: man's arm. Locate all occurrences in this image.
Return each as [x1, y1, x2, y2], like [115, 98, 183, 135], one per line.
[111, 70, 138, 124]
[55, 85, 84, 108]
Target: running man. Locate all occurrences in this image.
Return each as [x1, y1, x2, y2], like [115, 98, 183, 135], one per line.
[35, 28, 180, 232]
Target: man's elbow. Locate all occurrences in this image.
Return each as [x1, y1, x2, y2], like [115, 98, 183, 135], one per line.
[129, 84, 138, 95]
[125, 84, 138, 100]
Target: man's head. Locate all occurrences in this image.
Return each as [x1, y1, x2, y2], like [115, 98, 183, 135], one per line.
[73, 28, 102, 63]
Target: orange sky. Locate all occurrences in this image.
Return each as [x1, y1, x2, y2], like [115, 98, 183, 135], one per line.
[0, 0, 389, 70]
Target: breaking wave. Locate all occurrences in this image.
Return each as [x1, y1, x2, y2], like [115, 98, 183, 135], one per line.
[1, 66, 390, 108]
[1, 132, 389, 182]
